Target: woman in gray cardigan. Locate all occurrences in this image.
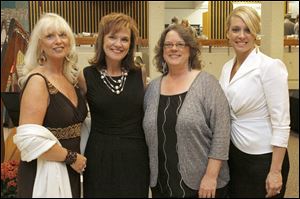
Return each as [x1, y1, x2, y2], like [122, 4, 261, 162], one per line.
[143, 25, 231, 198]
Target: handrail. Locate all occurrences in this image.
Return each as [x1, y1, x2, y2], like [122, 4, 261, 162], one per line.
[75, 36, 149, 48]
[75, 36, 96, 46]
[75, 37, 298, 52]
[197, 39, 299, 52]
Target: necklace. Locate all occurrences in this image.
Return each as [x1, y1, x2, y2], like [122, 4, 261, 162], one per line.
[98, 68, 128, 94]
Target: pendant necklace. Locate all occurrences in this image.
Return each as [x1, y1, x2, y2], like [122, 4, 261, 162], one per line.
[97, 68, 128, 94]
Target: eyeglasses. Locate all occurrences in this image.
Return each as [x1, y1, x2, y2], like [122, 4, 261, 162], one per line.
[163, 42, 186, 49]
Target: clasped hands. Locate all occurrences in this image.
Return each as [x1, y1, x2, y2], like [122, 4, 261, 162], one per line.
[70, 153, 87, 174]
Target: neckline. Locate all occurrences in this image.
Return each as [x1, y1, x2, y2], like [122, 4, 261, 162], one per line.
[160, 91, 188, 97]
[159, 70, 202, 96]
[45, 77, 79, 109]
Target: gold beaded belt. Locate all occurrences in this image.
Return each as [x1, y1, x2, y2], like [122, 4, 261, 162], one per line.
[48, 123, 82, 140]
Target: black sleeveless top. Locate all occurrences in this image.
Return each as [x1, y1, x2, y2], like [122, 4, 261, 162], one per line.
[82, 66, 149, 197]
[17, 73, 87, 198]
[84, 66, 144, 137]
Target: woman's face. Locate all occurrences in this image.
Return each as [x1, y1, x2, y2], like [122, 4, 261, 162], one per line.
[163, 30, 190, 69]
[40, 28, 70, 61]
[103, 27, 131, 65]
[227, 16, 256, 56]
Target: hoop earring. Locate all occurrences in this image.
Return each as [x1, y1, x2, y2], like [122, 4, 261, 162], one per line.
[162, 61, 168, 75]
[38, 50, 47, 65]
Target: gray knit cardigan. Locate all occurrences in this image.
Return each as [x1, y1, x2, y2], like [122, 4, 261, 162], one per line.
[143, 71, 231, 190]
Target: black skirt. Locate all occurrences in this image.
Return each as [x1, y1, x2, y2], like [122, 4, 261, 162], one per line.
[228, 142, 290, 198]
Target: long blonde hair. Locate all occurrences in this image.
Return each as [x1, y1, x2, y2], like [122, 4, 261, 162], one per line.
[19, 13, 78, 87]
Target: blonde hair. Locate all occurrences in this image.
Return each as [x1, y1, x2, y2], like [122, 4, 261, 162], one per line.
[226, 6, 261, 39]
[19, 13, 78, 87]
[181, 19, 189, 27]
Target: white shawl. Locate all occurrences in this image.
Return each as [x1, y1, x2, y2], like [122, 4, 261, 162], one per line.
[14, 124, 72, 198]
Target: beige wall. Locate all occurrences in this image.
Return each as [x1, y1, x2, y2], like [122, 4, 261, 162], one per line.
[77, 46, 299, 89]
[201, 47, 299, 90]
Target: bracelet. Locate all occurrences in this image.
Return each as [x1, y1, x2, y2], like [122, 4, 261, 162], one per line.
[64, 150, 77, 165]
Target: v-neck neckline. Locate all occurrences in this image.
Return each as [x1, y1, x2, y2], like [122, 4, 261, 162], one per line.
[47, 79, 79, 109]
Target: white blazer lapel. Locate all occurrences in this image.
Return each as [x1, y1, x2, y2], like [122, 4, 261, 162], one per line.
[229, 48, 260, 85]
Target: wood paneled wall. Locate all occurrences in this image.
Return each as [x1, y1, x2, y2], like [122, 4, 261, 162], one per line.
[208, 1, 263, 39]
[28, 1, 148, 39]
[209, 1, 232, 39]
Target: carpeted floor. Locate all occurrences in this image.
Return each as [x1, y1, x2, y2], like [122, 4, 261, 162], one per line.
[285, 131, 299, 198]
[3, 128, 299, 198]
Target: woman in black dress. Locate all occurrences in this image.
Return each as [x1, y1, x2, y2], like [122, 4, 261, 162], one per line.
[78, 13, 149, 198]
[14, 13, 87, 197]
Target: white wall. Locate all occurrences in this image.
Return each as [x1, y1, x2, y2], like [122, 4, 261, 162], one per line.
[165, 9, 206, 26]
[288, 1, 299, 18]
[165, 1, 208, 27]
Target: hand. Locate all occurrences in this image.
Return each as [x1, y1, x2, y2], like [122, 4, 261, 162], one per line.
[198, 174, 217, 198]
[265, 171, 282, 198]
[70, 153, 87, 174]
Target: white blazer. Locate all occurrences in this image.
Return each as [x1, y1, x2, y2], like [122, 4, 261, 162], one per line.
[219, 48, 290, 154]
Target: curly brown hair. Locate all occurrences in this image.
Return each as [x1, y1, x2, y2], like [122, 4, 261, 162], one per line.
[154, 25, 202, 74]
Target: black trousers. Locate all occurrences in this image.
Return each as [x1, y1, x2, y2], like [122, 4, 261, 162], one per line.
[151, 182, 228, 198]
[228, 142, 290, 198]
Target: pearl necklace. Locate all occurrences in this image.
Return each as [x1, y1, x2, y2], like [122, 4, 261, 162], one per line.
[98, 68, 128, 94]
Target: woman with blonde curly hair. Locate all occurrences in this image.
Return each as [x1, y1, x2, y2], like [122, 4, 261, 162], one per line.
[14, 13, 87, 197]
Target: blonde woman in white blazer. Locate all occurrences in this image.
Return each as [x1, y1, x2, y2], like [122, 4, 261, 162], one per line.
[219, 6, 290, 198]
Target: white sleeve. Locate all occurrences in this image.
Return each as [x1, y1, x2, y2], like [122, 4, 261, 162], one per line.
[261, 59, 290, 147]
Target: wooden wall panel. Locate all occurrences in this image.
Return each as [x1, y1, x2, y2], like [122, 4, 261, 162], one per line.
[29, 1, 148, 39]
[209, 1, 232, 39]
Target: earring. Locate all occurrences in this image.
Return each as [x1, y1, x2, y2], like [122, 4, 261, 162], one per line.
[162, 61, 168, 74]
[38, 50, 47, 65]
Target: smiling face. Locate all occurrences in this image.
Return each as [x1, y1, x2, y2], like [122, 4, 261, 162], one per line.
[40, 28, 70, 61]
[103, 28, 131, 66]
[163, 30, 190, 69]
[227, 16, 256, 57]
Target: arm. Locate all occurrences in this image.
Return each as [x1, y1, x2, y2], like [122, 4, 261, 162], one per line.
[19, 75, 86, 173]
[198, 158, 222, 198]
[265, 147, 287, 197]
[141, 64, 147, 88]
[77, 69, 87, 95]
[199, 75, 231, 198]
[19, 75, 66, 161]
[261, 59, 290, 197]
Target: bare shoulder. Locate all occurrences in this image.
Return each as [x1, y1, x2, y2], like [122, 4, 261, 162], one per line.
[19, 74, 49, 125]
[23, 74, 48, 93]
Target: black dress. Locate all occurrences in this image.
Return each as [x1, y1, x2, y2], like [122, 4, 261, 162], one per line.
[83, 66, 149, 198]
[17, 73, 88, 198]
